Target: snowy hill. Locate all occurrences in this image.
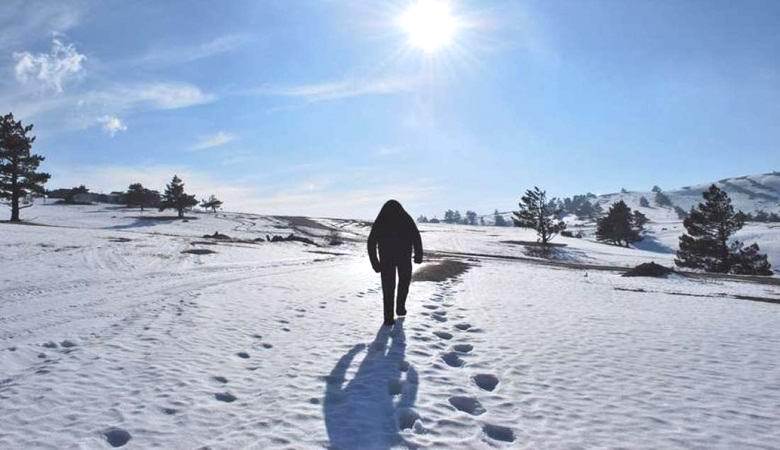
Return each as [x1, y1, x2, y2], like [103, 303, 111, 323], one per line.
[598, 171, 780, 215]
[1, 203, 779, 448]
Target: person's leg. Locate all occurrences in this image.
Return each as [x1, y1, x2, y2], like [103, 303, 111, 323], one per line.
[396, 258, 412, 316]
[380, 262, 397, 324]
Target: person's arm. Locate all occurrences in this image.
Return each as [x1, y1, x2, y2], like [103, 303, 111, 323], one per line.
[367, 227, 381, 272]
[411, 220, 423, 264]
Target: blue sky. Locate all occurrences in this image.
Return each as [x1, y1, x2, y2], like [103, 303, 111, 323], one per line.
[1, 0, 778, 219]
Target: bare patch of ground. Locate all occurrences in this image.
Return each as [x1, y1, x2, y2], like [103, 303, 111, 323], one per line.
[413, 259, 471, 282]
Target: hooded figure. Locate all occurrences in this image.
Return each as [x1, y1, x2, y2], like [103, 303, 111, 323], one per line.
[367, 200, 423, 326]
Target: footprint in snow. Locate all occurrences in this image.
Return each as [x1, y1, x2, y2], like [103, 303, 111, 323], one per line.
[103, 427, 132, 447]
[448, 396, 486, 415]
[454, 323, 471, 331]
[483, 424, 515, 442]
[212, 376, 228, 383]
[215, 392, 237, 403]
[473, 374, 499, 391]
[441, 352, 465, 367]
[453, 344, 473, 353]
[432, 315, 447, 323]
[262, 343, 273, 349]
[236, 352, 250, 359]
[433, 331, 453, 340]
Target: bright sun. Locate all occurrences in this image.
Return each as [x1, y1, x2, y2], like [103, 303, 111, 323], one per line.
[399, 0, 459, 53]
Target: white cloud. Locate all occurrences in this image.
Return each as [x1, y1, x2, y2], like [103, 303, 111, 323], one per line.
[191, 131, 236, 150]
[98, 115, 127, 137]
[13, 37, 86, 92]
[99, 82, 214, 110]
[253, 75, 420, 102]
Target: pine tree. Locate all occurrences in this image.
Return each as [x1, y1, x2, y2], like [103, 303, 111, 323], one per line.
[639, 196, 650, 207]
[513, 187, 566, 244]
[493, 210, 507, 227]
[127, 183, 146, 210]
[675, 185, 771, 274]
[731, 243, 773, 276]
[633, 210, 649, 228]
[199, 194, 223, 213]
[0, 113, 50, 222]
[465, 210, 477, 225]
[655, 190, 673, 207]
[417, 215, 428, 223]
[444, 209, 462, 224]
[596, 200, 642, 247]
[63, 185, 89, 204]
[159, 175, 197, 218]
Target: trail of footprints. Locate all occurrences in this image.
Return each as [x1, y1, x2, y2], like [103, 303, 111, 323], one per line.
[419, 281, 516, 444]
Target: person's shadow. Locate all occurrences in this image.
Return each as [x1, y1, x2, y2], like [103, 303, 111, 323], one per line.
[324, 319, 419, 449]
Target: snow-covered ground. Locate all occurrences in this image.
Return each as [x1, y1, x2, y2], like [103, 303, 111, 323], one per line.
[1, 203, 779, 449]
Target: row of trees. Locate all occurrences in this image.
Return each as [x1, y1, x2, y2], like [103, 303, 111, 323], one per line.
[126, 176, 222, 218]
[418, 209, 510, 226]
[0, 113, 222, 222]
[509, 185, 771, 275]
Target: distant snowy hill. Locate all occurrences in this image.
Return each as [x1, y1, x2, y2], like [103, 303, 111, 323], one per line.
[598, 171, 780, 216]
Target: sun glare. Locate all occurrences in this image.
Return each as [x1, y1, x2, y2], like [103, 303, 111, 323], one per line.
[399, 0, 459, 53]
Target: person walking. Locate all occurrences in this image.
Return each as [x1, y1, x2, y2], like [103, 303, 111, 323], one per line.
[367, 200, 423, 326]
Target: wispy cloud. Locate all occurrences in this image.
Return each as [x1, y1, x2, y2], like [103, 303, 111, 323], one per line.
[0, 2, 82, 51]
[89, 82, 215, 110]
[98, 115, 127, 137]
[13, 37, 86, 92]
[191, 131, 236, 150]
[127, 34, 252, 67]
[252, 74, 421, 102]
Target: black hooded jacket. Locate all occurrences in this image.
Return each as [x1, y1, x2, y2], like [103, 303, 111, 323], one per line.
[367, 200, 423, 269]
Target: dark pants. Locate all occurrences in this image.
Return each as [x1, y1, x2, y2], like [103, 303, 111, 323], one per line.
[380, 256, 412, 322]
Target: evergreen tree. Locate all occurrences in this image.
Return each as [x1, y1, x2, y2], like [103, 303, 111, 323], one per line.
[513, 187, 566, 244]
[655, 190, 673, 207]
[417, 215, 428, 223]
[159, 175, 197, 218]
[443, 209, 462, 224]
[651, 185, 662, 193]
[633, 210, 649, 228]
[731, 243, 773, 275]
[127, 183, 146, 210]
[0, 113, 50, 221]
[639, 196, 650, 207]
[675, 185, 771, 274]
[64, 185, 89, 204]
[493, 210, 507, 227]
[465, 210, 477, 225]
[199, 194, 223, 213]
[574, 199, 603, 220]
[596, 200, 642, 247]
[673, 206, 688, 219]
[479, 216, 486, 226]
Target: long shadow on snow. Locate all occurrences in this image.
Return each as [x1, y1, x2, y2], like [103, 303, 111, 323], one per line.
[324, 319, 418, 449]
